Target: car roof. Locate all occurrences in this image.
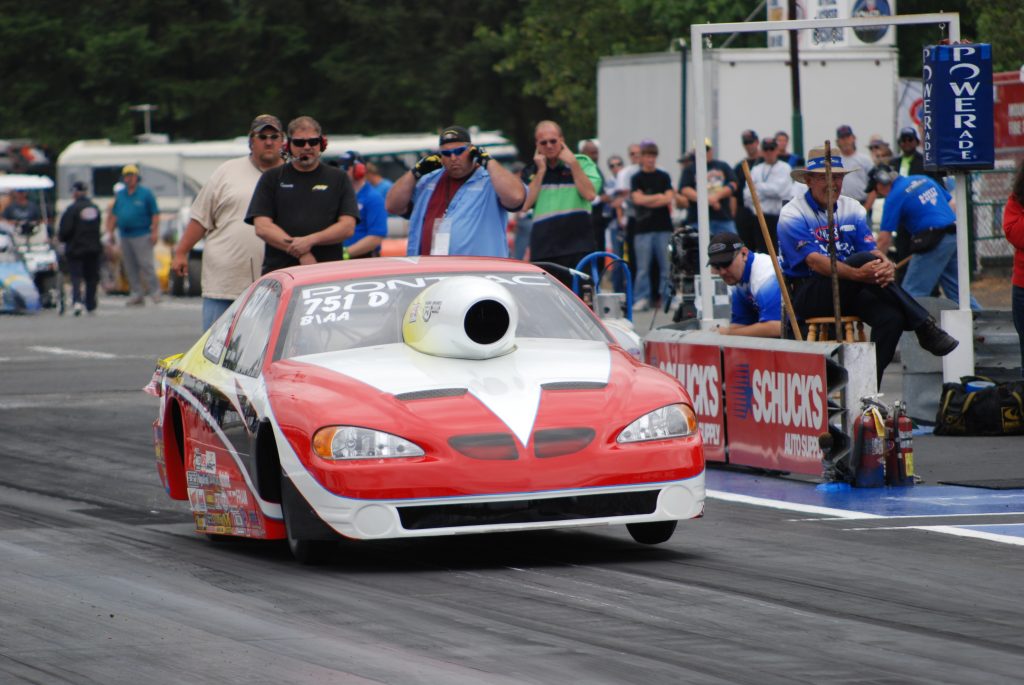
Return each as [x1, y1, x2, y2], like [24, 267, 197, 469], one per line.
[270, 256, 548, 288]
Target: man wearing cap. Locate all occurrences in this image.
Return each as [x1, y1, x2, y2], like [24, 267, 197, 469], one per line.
[522, 120, 601, 282]
[707, 232, 782, 337]
[338, 150, 387, 259]
[247, 115, 360, 274]
[58, 181, 102, 315]
[106, 163, 161, 305]
[678, 138, 738, 234]
[743, 136, 792, 252]
[834, 125, 873, 204]
[777, 147, 958, 383]
[732, 129, 763, 249]
[174, 114, 285, 329]
[386, 125, 525, 258]
[872, 166, 980, 311]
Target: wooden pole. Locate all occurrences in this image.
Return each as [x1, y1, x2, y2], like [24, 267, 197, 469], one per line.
[742, 160, 803, 341]
[824, 141, 843, 340]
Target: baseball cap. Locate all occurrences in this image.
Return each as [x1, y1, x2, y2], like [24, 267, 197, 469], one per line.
[71, 181, 88, 192]
[872, 164, 898, 185]
[640, 141, 659, 155]
[250, 114, 282, 133]
[741, 130, 758, 145]
[707, 231, 744, 267]
[836, 124, 854, 138]
[121, 164, 140, 176]
[338, 150, 364, 170]
[440, 125, 471, 145]
[898, 126, 919, 141]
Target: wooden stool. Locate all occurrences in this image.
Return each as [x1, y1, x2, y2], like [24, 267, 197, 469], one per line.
[805, 316, 867, 343]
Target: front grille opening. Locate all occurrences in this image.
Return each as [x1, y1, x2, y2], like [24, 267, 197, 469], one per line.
[448, 433, 519, 460]
[533, 427, 596, 458]
[398, 490, 659, 530]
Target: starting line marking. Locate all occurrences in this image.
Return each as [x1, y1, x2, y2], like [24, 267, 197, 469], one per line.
[28, 346, 117, 359]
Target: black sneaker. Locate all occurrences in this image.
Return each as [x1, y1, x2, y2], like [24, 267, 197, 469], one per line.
[914, 318, 959, 356]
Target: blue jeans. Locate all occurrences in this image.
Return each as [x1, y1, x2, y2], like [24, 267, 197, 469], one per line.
[202, 297, 234, 331]
[902, 231, 980, 310]
[1014, 284, 1024, 377]
[710, 219, 737, 234]
[633, 231, 672, 303]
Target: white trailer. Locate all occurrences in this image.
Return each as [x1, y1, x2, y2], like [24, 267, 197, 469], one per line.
[597, 45, 898, 185]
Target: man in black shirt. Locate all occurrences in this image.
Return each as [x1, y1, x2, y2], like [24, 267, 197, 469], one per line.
[630, 141, 675, 311]
[246, 115, 360, 274]
[58, 181, 103, 315]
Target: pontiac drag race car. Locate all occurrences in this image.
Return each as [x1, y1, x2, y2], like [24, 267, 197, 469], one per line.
[147, 257, 705, 562]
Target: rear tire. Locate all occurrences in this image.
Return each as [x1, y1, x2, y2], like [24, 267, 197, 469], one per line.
[627, 520, 677, 545]
[280, 472, 335, 565]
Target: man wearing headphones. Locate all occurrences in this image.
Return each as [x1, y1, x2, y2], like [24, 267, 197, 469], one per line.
[339, 151, 387, 258]
[174, 114, 285, 329]
[385, 125, 526, 257]
[246, 115, 359, 274]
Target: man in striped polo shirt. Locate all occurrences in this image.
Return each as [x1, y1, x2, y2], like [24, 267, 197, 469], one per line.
[521, 120, 602, 286]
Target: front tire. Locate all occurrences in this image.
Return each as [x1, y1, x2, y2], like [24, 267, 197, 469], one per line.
[280, 472, 335, 565]
[627, 520, 677, 545]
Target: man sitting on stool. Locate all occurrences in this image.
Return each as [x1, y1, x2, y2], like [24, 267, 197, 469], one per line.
[707, 231, 782, 337]
[777, 147, 958, 384]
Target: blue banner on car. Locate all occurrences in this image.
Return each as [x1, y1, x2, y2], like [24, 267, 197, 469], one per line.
[922, 43, 995, 171]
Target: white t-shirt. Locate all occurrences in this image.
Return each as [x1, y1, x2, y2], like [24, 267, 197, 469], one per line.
[189, 156, 271, 300]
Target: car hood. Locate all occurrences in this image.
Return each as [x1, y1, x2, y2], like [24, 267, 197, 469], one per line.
[282, 338, 612, 445]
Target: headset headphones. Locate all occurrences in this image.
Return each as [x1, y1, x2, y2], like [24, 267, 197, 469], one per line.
[340, 150, 366, 180]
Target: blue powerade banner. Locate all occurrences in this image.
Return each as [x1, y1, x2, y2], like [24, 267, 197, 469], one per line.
[922, 43, 995, 171]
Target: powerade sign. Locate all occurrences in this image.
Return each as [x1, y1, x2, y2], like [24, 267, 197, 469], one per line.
[922, 43, 995, 170]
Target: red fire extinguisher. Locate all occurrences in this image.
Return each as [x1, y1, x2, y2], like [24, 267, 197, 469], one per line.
[853, 399, 887, 488]
[885, 401, 916, 486]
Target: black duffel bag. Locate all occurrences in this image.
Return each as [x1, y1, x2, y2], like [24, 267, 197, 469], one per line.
[935, 376, 1024, 436]
[909, 227, 950, 255]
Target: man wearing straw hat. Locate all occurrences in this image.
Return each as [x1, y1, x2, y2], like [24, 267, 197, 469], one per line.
[777, 147, 958, 382]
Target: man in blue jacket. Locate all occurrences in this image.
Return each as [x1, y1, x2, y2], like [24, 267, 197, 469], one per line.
[873, 165, 980, 310]
[385, 126, 526, 257]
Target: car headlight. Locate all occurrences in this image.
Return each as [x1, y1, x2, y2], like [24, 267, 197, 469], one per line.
[312, 426, 425, 460]
[616, 404, 698, 444]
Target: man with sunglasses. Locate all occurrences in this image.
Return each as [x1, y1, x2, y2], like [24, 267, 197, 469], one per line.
[173, 114, 285, 329]
[246, 116, 359, 274]
[385, 125, 526, 257]
[522, 120, 601, 284]
[706, 231, 781, 337]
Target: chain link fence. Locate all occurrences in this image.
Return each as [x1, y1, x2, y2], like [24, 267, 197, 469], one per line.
[969, 167, 1016, 272]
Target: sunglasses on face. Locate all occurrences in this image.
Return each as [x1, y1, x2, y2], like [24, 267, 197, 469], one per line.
[537, 138, 560, 147]
[439, 145, 469, 158]
[255, 133, 281, 141]
[609, 162, 623, 169]
[290, 137, 321, 148]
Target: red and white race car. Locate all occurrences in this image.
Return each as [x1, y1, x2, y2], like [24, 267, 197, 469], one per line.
[147, 257, 705, 562]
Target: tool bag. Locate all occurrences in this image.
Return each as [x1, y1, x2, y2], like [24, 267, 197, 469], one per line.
[934, 376, 1024, 436]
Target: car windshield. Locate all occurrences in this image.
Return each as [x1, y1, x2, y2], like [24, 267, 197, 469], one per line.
[275, 271, 611, 359]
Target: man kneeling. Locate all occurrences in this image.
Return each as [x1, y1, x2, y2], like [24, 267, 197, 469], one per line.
[707, 231, 782, 337]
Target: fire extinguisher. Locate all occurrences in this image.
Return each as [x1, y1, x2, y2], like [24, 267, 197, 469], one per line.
[853, 398, 887, 487]
[885, 401, 916, 486]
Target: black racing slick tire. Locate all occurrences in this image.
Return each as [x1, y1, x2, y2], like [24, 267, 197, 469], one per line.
[626, 520, 678, 545]
[280, 472, 336, 565]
